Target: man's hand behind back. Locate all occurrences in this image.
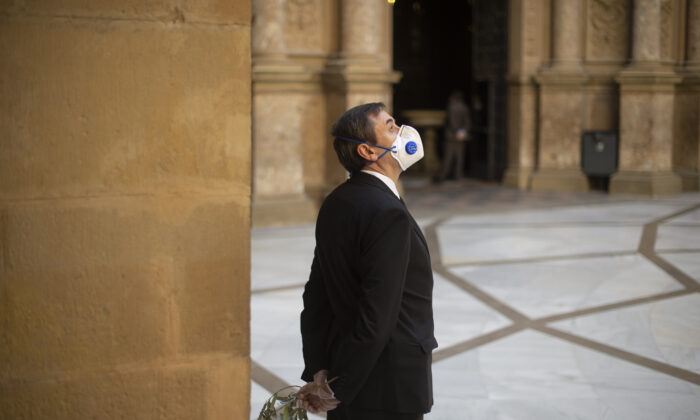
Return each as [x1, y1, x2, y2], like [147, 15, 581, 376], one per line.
[297, 370, 340, 414]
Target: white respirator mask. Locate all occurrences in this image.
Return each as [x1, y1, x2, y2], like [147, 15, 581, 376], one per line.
[338, 124, 424, 171]
[390, 125, 424, 171]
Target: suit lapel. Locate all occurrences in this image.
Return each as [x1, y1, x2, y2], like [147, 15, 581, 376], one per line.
[400, 200, 430, 252]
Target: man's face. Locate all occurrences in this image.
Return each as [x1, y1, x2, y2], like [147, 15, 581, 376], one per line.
[369, 109, 399, 150]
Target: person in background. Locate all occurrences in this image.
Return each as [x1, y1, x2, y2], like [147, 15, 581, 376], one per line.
[435, 91, 471, 183]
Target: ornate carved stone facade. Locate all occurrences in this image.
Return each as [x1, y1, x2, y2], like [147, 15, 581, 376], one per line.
[252, 0, 700, 223]
[505, 0, 700, 194]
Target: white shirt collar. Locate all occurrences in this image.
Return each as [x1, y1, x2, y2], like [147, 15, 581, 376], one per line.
[360, 170, 400, 199]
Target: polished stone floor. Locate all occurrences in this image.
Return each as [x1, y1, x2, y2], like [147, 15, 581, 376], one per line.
[250, 180, 700, 419]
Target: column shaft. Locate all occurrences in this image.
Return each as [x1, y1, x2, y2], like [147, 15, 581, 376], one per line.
[503, 0, 543, 189]
[531, 0, 588, 192]
[251, 0, 316, 225]
[341, 0, 383, 57]
[631, 0, 661, 64]
[551, 0, 582, 68]
[252, 0, 286, 58]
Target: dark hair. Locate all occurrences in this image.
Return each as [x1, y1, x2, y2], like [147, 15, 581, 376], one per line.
[331, 102, 386, 173]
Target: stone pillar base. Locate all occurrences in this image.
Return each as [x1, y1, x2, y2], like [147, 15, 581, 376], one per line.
[609, 171, 682, 195]
[502, 168, 534, 189]
[677, 171, 700, 191]
[531, 169, 589, 192]
[252, 194, 317, 227]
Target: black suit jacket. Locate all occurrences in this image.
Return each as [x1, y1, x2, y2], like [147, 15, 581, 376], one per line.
[301, 171, 437, 414]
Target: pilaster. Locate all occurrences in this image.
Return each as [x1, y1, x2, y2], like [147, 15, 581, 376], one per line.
[531, 0, 589, 192]
[610, 0, 683, 195]
[503, 0, 548, 189]
[251, 0, 316, 226]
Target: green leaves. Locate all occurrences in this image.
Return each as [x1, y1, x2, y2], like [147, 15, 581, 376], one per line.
[257, 386, 307, 420]
[256, 377, 338, 420]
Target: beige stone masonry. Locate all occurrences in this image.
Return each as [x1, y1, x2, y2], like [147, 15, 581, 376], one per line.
[504, 0, 549, 189]
[0, 0, 250, 26]
[549, 0, 584, 72]
[251, 0, 317, 226]
[0, 1, 252, 418]
[503, 81, 538, 189]
[341, 0, 383, 58]
[609, 171, 684, 194]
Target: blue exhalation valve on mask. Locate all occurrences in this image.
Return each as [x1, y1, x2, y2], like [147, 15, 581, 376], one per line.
[405, 141, 418, 155]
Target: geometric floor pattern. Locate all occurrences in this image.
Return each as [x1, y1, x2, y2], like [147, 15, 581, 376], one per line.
[250, 181, 700, 419]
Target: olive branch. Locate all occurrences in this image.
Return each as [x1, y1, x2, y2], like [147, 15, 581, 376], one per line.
[257, 377, 338, 420]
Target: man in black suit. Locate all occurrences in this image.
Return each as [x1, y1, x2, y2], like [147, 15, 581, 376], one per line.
[299, 103, 437, 420]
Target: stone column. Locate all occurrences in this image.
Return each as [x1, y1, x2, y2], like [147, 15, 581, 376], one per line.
[503, 0, 543, 189]
[610, 0, 682, 195]
[252, 0, 286, 59]
[334, 0, 399, 98]
[323, 0, 401, 185]
[341, 0, 382, 59]
[251, 0, 317, 226]
[631, 0, 661, 66]
[550, 0, 584, 71]
[531, 0, 589, 192]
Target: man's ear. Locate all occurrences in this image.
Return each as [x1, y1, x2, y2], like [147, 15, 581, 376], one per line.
[356, 144, 375, 161]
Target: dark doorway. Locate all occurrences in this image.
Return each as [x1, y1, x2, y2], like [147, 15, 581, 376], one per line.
[392, 0, 508, 181]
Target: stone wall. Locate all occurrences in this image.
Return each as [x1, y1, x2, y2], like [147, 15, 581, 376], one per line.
[0, 1, 252, 418]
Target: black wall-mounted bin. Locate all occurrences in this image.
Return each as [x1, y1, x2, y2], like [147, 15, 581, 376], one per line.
[581, 131, 618, 176]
